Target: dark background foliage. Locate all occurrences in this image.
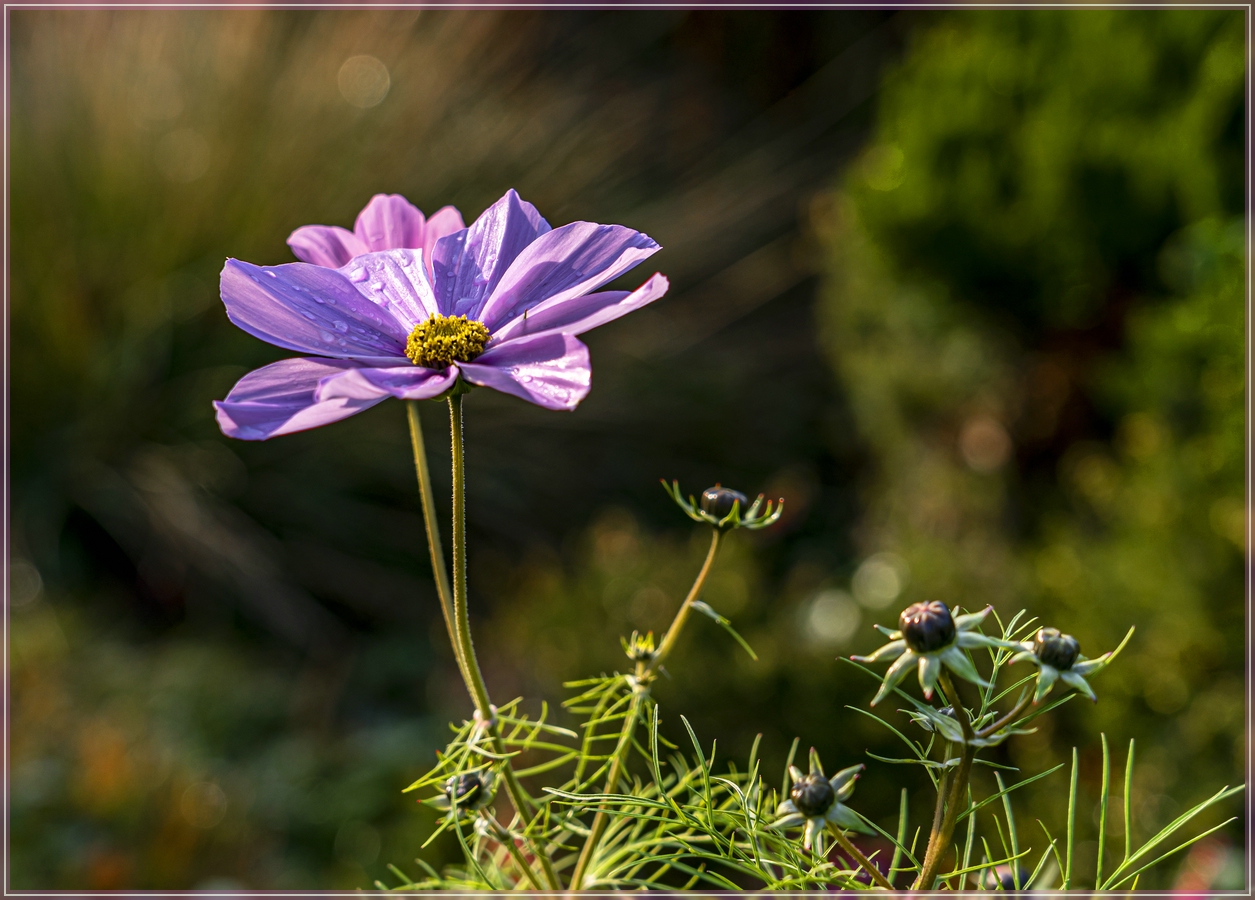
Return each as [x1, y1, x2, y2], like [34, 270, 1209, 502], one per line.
[8, 9, 1245, 890]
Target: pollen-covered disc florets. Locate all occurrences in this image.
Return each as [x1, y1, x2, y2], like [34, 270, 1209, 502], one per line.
[1033, 627, 1080, 671]
[405, 314, 491, 369]
[899, 601, 956, 653]
[790, 773, 836, 817]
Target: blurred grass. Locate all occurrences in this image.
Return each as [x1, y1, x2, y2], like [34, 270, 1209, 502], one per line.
[8, 8, 1244, 890]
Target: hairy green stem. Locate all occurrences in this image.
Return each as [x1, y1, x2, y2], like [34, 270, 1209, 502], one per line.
[569, 527, 724, 889]
[446, 394, 554, 889]
[913, 672, 976, 890]
[830, 825, 895, 890]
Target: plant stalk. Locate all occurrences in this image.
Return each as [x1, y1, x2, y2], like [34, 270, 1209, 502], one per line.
[445, 394, 554, 889]
[406, 401, 470, 689]
[569, 526, 724, 888]
[830, 825, 895, 890]
[913, 671, 976, 890]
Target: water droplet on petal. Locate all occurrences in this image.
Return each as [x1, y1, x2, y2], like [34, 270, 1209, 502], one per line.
[337, 338, 347, 346]
[348, 268, 369, 283]
[265, 270, 278, 278]
[333, 320, 349, 333]
[319, 331, 334, 342]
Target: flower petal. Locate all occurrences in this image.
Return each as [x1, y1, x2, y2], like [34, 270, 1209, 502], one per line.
[220, 259, 409, 358]
[354, 193, 427, 252]
[478, 221, 661, 331]
[803, 818, 820, 850]
[956, 631, 1021, 651]
[871, 650, 918, 706]
[317, 364, 459, 402]
[458, 332, 591, 411]
[826, 803, 871, 834]
[1034, 665, 1060, 703]
[492, 273, 669, 343]
[1060, 670, 1097, 702]
[918, 654, 942, 699]
[287, 225, 368, 268]
[420, 206, 466, 281]
[772, 812, 804, 830]
[829, 764, 864, 800]
[788, 765, 804, 784]
[338, 250, 441, 328]
[850, 639, 906, 665]
[941, 645, 989, 687]
[214, 357, 386, 440]
[430, 189, 551, 320]
[955, 605, 993, 631]
[775, 799, 798, 816]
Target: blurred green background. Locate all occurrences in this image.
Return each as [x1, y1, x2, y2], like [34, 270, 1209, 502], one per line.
[8, 8, 1246, 890]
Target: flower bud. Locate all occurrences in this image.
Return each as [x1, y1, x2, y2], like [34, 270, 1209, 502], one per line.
[1034, 627, 1080, 671]
[789, 773, 836, 817]
[445, 771, 492, 810]
[899, 601, 956, 653]
[700, 486, 748, 519]
[984, 865, 1031, 890]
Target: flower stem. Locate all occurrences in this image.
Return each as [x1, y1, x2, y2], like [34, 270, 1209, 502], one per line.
[653, 528, 722, 667]
[446, 394, 554, 889]
[913, 672, 976, 890]
[830, 825, 895, 890]
[406, 401, 469, 688]
[569, 526, 724, 889]
[481, 812, 545, 891]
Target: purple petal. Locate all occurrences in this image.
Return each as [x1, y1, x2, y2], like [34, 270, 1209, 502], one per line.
[354, 194, 426, 253]
[458, 332, 591, 410]
[492, 273, 669, 343]
[430, 189, 551, 320]
[478, 221, 660, 331]
[214, 357, 387, 440]
[421, 206, 466, 281]
[337, 250, 440, 329]
[287, 225, 369, 268]
[220, 258, 410, 359]
[317, 364, 458, 402]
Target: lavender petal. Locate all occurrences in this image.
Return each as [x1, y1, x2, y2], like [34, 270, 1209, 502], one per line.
[353, 193, 427, 252]
[458, 332, 591, 410]
[287, 225, 369, 268]
[430, 189, 551, 320]
[479, 221, 660, 331]
[492, 272, 669, 343]
[214, 357, 386, 440]
[337, 250, 440, 329]
[220, 258, 410, 359]
[317, 364, 458, 402]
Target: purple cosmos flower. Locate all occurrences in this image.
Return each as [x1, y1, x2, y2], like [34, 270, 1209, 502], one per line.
[214, 189, 669, 440]
[287, 193, 466, 280]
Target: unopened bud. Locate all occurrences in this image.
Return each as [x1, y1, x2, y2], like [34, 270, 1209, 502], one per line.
[1034, 627, 1080, 671]
[899, 601, 956, 653]
[700, 486, 748, 519]
[790, 773, 835, 817]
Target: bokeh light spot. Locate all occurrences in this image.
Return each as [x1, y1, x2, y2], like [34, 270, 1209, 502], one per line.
[180, 781, 227, 829]
[852, 553, 908, 610]
[338, 55, 390, 108]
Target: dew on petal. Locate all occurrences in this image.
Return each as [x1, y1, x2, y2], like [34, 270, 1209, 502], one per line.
[348, 268, 369, 283]
[320, 331, 334, 342]
[333, 320, 349, 333]
[265, 271, 277, 278]
[337, 338, 348, 346]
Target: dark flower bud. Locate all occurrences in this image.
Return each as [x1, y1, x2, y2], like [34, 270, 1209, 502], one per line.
[701, 486, 749, 519]
[1034, 627, 1080, 671]
[899, 601, 956, 653]
[446, 772, 490, 809]
[790, 773, 836, 818]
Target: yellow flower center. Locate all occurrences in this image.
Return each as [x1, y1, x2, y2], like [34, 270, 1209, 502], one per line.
[405, 314, 491, 369]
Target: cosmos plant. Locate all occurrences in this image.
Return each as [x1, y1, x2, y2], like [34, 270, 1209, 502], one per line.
[215, 192, 1243, 891]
